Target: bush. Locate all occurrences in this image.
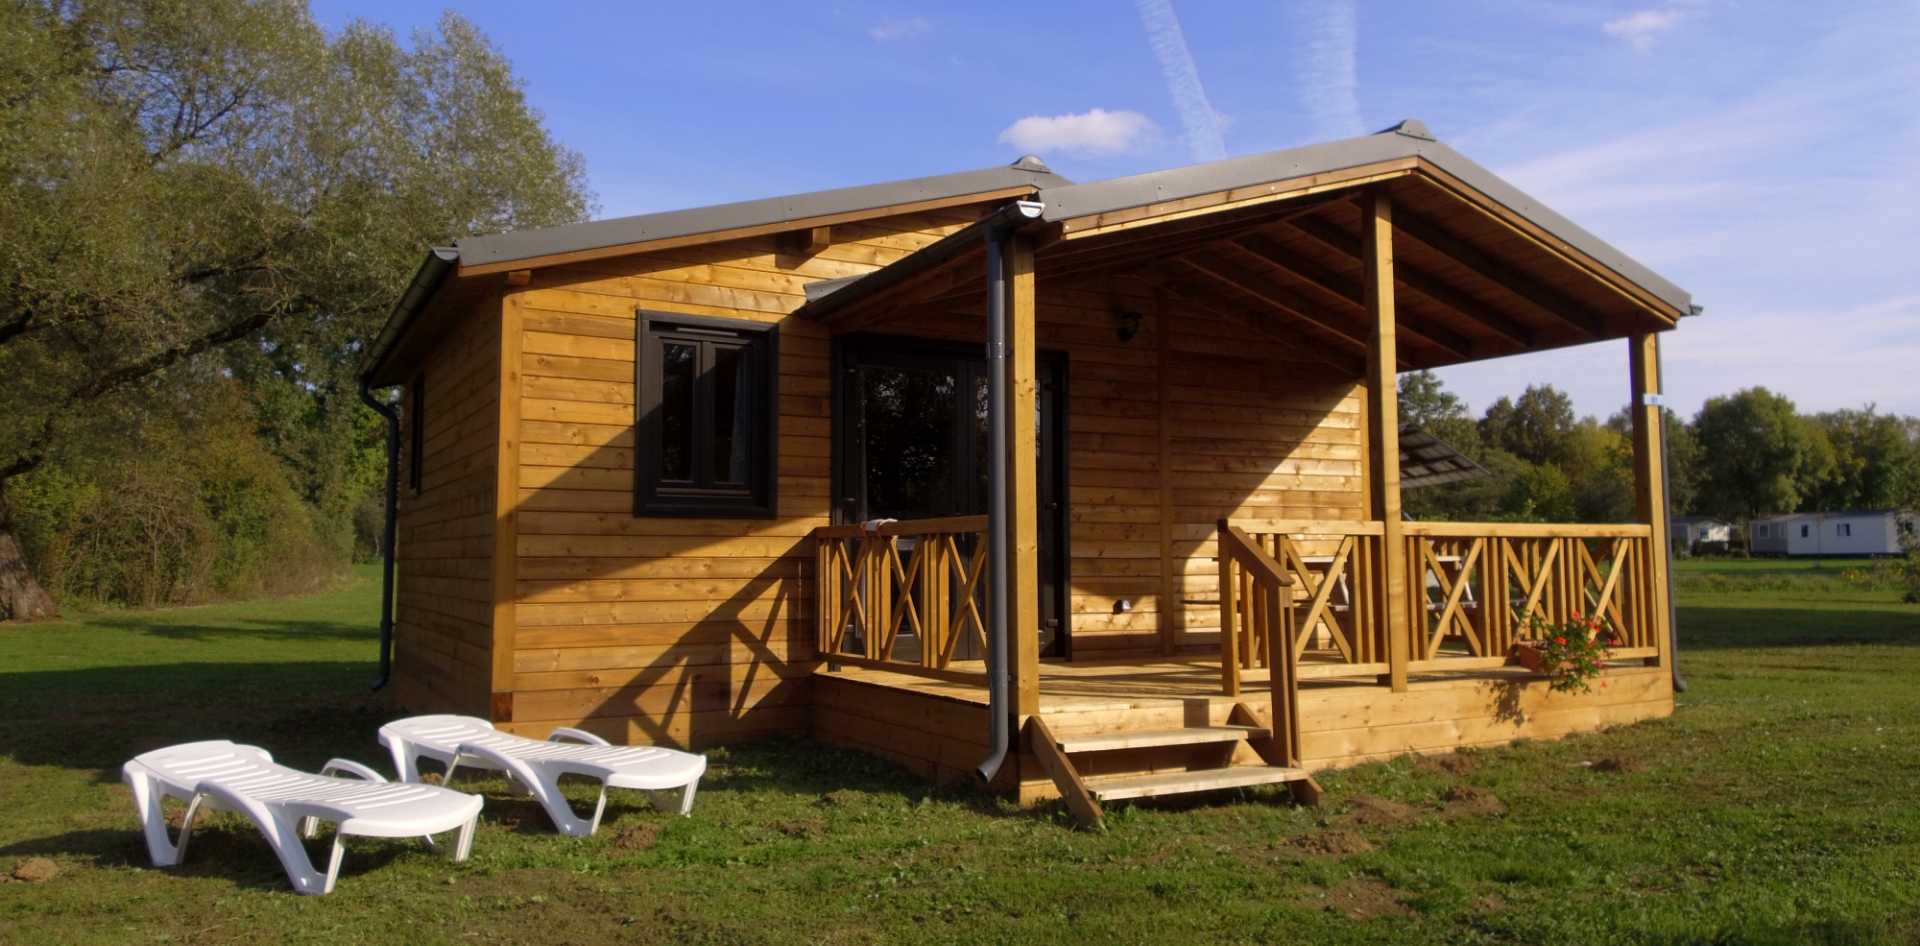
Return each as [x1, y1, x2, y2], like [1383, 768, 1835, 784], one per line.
[12, 422, 351, 609]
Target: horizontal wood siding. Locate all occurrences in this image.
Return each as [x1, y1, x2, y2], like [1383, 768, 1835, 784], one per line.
[500, 206, 996, 747]
[395, 303, 501, 717]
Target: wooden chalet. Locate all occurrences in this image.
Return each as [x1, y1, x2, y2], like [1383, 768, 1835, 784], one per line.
[359, 120, 1692, 820]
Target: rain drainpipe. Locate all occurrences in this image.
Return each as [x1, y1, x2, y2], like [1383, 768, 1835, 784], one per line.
[975, 199, 1045, 785]
[1657, 340, 1687, 694]
[359, 376, 400, 692]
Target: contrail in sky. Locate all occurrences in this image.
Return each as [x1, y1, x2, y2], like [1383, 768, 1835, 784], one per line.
[1134, 0, 1227, 162]
[1299, 0, 1364, 139]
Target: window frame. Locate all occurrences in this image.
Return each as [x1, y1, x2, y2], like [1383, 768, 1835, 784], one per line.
[633, 310, 779, 519]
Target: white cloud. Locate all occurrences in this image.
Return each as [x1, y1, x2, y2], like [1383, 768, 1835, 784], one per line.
[998, 109, 1158, 155]
[1605, 9, 1686, 50]
[1298, 0, 1364, 140]
[1135, 0, 1227, 161]
[869, 17, 930, 41]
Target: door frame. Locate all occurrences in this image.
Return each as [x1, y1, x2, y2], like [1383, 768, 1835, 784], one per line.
[830, 332, 1072, 658]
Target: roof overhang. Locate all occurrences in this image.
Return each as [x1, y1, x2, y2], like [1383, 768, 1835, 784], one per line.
[795, 121, 1694, 374]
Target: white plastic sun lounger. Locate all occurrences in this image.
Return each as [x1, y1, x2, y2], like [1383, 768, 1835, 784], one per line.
[123, 740, 483, 895]
[379, 715, 706, 837]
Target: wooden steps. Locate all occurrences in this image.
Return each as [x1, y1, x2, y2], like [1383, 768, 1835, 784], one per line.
[1027, 708, 1320, 828]
[1055, 725, 1267, 753]
[1084, 765, 1310, 801]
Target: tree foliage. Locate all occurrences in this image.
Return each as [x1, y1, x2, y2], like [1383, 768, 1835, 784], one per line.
[1692, 388, 1834, 522]
[0, 0, 591, 615]
[1399, 374, 1916, 537]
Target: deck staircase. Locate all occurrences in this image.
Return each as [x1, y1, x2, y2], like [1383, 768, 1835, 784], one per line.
[1028, 706, 1321, 828]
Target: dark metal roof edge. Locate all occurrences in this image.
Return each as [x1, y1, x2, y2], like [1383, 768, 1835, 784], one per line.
[1034, 123, 1693, 316]
[456, 162, 1072, 270]
[791, 204, 1029, 321]
[359, 246, 460, 383]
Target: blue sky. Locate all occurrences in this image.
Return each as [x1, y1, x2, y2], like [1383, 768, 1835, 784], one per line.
[308, 0, 1920, 422]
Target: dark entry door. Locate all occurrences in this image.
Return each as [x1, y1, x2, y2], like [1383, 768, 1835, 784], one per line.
[836, 337, 1068, 658]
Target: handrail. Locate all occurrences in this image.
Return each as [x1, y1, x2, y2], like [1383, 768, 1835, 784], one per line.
[1233, 519, 1652, 540]
[812, 516, 992, 686]
[1405, 522, 1653, 539]
[1219, 523, 1295, 589]
[1216, 520, 1304, 765]
[811, 515, 987, 540]
[1222, 517, 1670, 683]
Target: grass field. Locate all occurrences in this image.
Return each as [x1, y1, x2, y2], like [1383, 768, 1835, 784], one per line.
[2, 562, 1918, 944]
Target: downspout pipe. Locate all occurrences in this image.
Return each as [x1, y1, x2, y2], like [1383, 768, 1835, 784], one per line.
[1657, 340, 1687, 694]
[975, 199, 1045, 786]
[355, 245, 459, 692]
[359, 376, 401, 692]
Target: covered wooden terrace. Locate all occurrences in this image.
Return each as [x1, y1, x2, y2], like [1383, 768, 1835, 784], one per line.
[791, 128, 1690, 805]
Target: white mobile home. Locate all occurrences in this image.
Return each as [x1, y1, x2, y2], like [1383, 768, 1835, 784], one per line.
[1670, 516, 1731, 551]
[1750, 510, 1914, 557]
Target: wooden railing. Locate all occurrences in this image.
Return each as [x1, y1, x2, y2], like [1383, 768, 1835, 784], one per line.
[1217, 522, 1303, 765]
[1221, 520, 1665, 686]
[813, 516, 991, 685]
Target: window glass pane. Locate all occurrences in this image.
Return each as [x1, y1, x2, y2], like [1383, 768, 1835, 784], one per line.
[660, 342, 696, 481]
[863, 365, 956, 519]
[711, 344, 750, 485]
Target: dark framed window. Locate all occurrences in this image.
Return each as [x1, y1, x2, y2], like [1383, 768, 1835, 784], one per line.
[408, 373, 425, 493]
[635, 311, 778, 518]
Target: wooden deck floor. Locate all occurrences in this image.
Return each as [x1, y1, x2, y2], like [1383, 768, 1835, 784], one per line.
[812, 656, 1675, 802]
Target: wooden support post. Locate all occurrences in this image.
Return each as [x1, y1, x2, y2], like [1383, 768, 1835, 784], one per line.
[1630, 333, 1673, 668]
[1219, 547, 1240, 696]
[490, 293, 523, 724]
[1010, 235, 1042, 717]
[1362, 190, 1410, 692]
[1157, 290, 1177, 657]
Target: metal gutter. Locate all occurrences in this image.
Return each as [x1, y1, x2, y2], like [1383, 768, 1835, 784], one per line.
[792, 205, 1033, 322]
[360, 246, 460, 382]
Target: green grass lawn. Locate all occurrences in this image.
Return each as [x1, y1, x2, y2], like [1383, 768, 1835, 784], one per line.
[3, 567, 1919, 944]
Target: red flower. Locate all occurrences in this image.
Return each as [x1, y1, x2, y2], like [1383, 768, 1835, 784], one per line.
[1571, 612, 1583, 620]
[1554, 636, 1567, 645]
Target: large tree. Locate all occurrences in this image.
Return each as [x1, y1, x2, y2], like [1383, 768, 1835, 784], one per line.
[0, 1, 591, 618]
[1691, 387, 1833, 522]
[1480, 384, 1577, 468]
[1804, 407, 1920, 512]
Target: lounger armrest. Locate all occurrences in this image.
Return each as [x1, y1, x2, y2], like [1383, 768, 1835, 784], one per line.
[319, 759, 389, 783]
[547, 727, 610, 747]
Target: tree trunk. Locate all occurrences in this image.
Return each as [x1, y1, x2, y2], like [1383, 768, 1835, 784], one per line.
[0, 494, 57, 620]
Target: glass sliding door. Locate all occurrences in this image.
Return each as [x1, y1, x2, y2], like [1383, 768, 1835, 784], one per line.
[836, 336, 1068, 659]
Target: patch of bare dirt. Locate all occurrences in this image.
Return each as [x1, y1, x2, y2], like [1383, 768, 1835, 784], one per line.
[609, 822, 659, 852]
[3, 858, 58, 884]
[1338, 794, 1423, 827]
[775, 819, 826, 840]
[1470, 893, 1507, 913]
[1288, 830, 1374, 855]
[1593, 754, 1645, 774]
[489, 800, 549, 832]
[815, 789, 865, 808]
[1299, 876, 1414, 920]
[1439, 785, 1507, 819]
[1413, 753, 1477, 777]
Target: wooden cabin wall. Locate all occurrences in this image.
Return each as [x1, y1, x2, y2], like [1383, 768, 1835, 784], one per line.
[498, 205, 1001, 747]
[394, 302, 503, 716]
[879, 271, 1368, 662]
